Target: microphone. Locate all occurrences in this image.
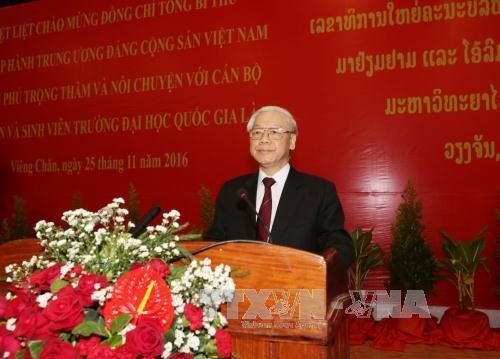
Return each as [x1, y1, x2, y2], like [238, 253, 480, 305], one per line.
[237, 188, 273, 243]
[130, 205, 161, 237]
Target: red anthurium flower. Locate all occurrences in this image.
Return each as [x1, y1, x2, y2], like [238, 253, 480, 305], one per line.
[102, 266, 174, 331]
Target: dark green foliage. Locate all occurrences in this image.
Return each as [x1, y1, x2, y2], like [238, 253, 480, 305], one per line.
[348, 227, 384, 291]
[0, 218, 10, 244]
[387, 182, 438, 294]
[440, 228, 489, 310]
[0, 195, 31, 243]
[71, 191, 82, 209]
[199, 185, 215, 239]
[127, 183, 140, 224]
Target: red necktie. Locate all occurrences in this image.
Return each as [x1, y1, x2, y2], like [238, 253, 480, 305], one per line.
[257, 177, 275, 242]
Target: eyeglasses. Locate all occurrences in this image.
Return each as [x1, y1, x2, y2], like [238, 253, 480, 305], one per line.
[249, 128, 295, 140]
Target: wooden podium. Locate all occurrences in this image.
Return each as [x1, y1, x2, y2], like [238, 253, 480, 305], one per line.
[182, 241, 350, 359]
[0, 239, 350, 358]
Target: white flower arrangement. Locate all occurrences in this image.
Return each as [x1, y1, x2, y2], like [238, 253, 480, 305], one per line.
[1, 198, 235, 358]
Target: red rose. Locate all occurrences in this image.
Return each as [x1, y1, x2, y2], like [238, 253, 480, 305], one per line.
[14, 308, 52, 340]
[124, 317, 164, 358]
[77, 336, 122, 359]
[87, 344, 115, 359]
[44, 286, 84, 332]
[0, 325, 21, 358]
[146, 259, 171, 277]
[215, 329, 232, 358]
[66, 265, 84, 280]
[29, 263, 63, 292]
[113, 345, 135, 359]
[75, 274, 109, 306]
[39, 338, 79, 359]
[4, 291, 37, 318]
[76, 336, 101, 356]
[184, 303, 204, 331]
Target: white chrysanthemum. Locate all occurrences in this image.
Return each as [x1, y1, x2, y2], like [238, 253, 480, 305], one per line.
[35, 220, 47, 231]
[208, 326, 216, 336]
[117, 208, 129, 216]
[187, 333, 200, 350]
[161, 342, 173, 358]
[60, 262, 74, 278]
[92, 286, 112, 306]
[174, 329, 185, 347]
[6, 318, 16, 331]
[115, 216, 125, 223]
[154, 246, 163, 253]
[218, 312, 228, 326]
[36, 292, 54, 308]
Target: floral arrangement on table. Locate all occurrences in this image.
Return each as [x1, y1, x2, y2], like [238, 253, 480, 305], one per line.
[0, 198, 235, 359]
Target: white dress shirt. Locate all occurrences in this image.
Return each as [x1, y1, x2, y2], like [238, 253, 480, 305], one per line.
[256, 164, 290, 230]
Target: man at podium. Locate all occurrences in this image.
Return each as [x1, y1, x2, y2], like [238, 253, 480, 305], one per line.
[207, 106, 354, 267]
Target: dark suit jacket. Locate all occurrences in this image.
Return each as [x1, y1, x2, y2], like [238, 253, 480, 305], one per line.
[207, 167, 354, 267]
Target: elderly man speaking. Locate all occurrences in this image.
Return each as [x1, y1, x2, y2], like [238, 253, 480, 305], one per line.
[207, 106, 354, 267]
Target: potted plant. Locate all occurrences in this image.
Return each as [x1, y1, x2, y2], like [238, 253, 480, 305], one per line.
[347, 227, 384, 345]
[440, 227, 489, 311]
[439, 227, 491, 343]
[387, 182, 439, 296]
[385, 182, 439, 339]
[348, 227, 384, 292]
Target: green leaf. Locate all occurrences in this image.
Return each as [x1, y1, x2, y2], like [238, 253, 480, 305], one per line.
[59, 332, 72, 341]
[15, 349, 26, 359]
[72, 318, 110, 338]
[111, 313, 133, 334]
[102, 334, 124, 348]
[200, 339, 218, 356]
[349, 227, 383, 291]
[168, 264, 188, 281]
[28, 340, 44, 359]
[50, 278, 69, 293]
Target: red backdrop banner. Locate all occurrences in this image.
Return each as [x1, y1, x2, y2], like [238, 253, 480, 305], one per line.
[0, 0, 498, 308]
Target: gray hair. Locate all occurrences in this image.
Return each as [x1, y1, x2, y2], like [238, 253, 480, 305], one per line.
[246, 105, 298, 135]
